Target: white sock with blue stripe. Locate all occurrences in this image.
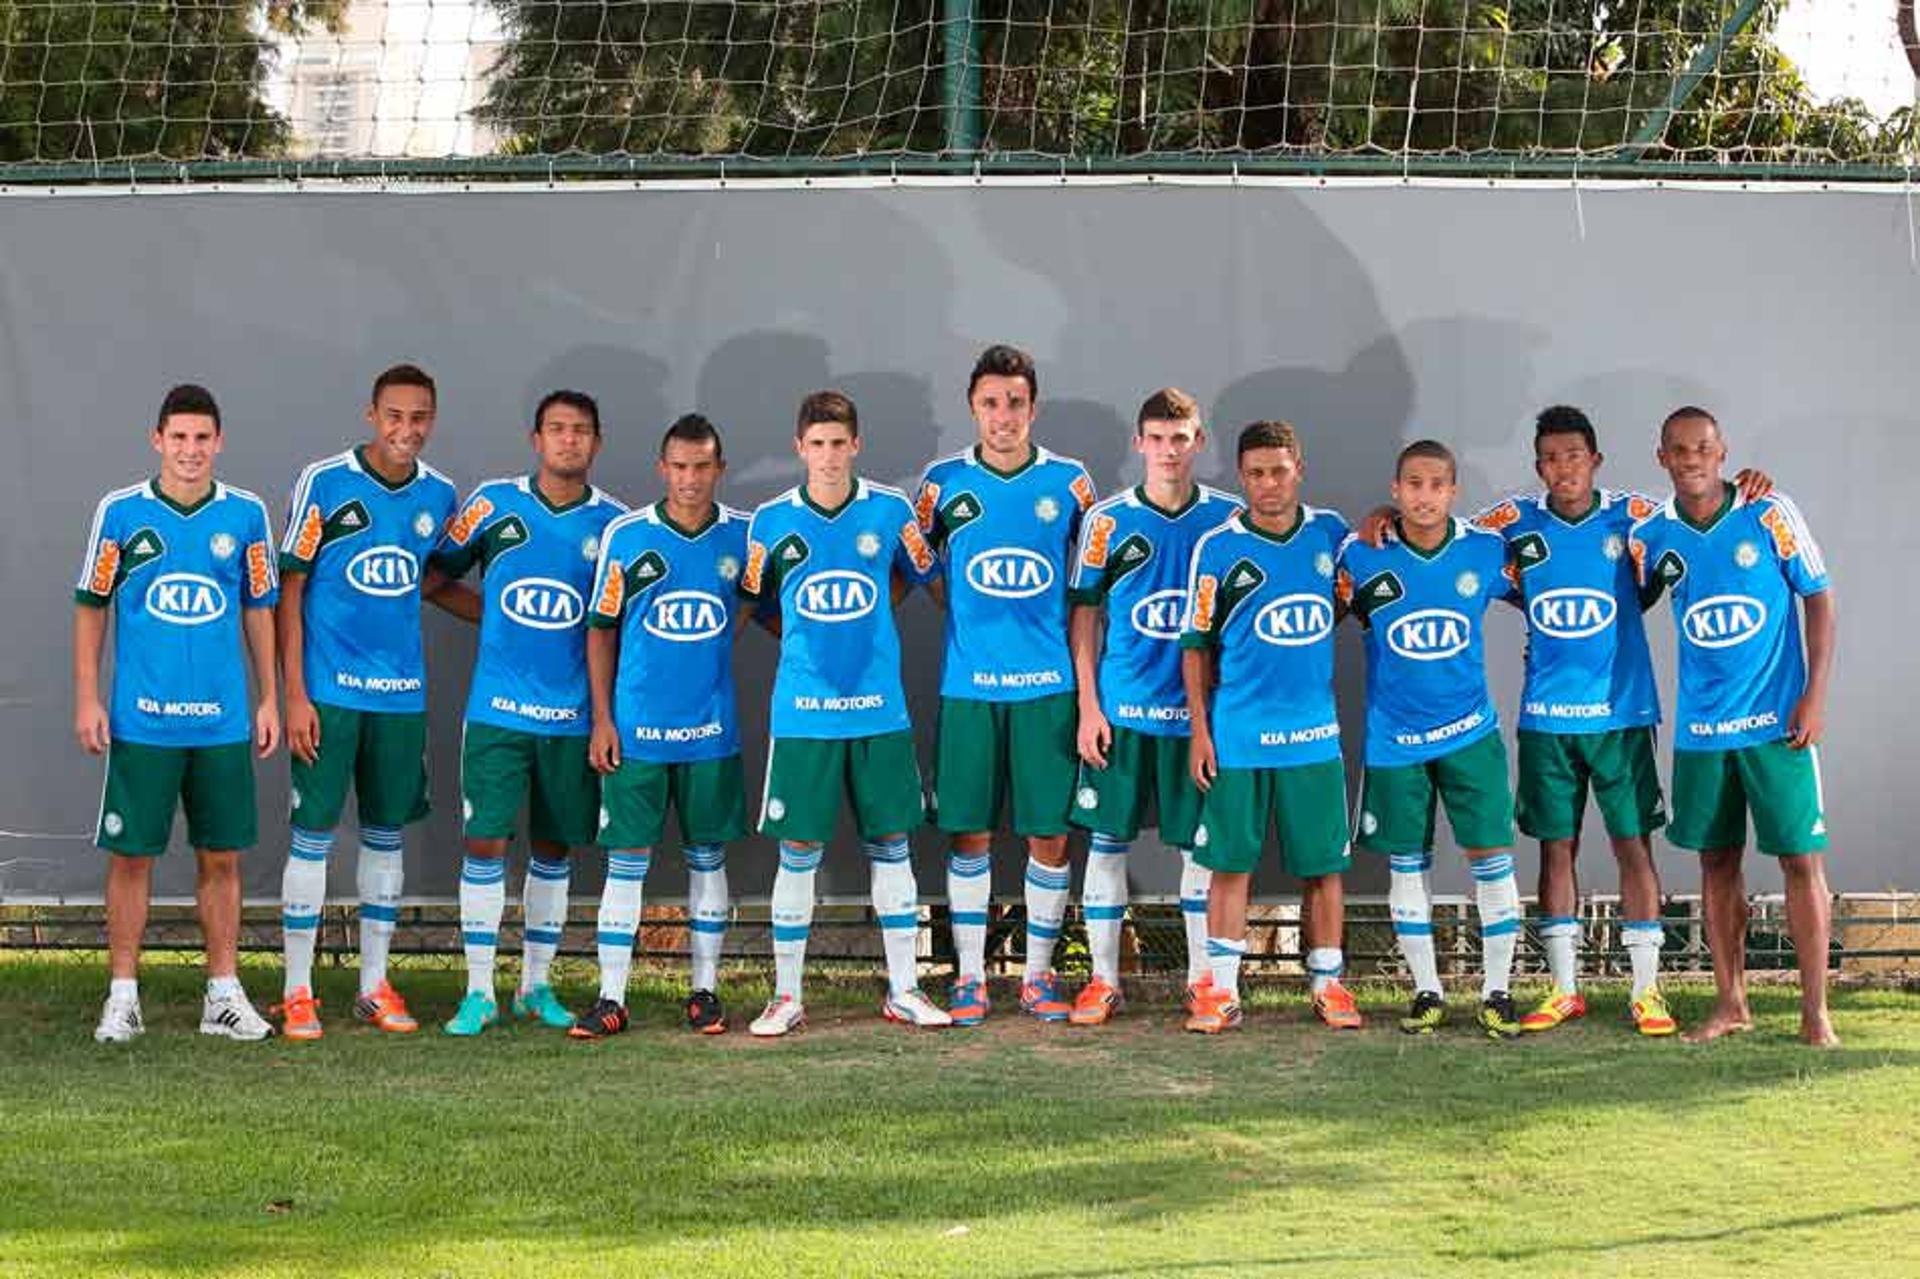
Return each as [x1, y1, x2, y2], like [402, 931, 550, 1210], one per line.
[1388, 852, 1441, 995]
[1622, 919, 1664, 998]
[1206, 935, 1247, 999]
[1538, 914, 1581, 992]
[356, 825, 405, 995]
[1023, 857, 1071, 980]
[1083, 835, 1129, 984]
[772, 842, 822, 1001]
[1472, 853, 1523, 997]
[281, 827, 334, 997]
[595, 850, 650, 1003]
[1306, 946, 1344, 995]
[946, 849, 993, 981]
[1179, 850, 1212, 985]
[459, 855, 507, 997]
[520, 856, 571, 993]
[866, 837, 920, 997]
[684, 843, 729, 994]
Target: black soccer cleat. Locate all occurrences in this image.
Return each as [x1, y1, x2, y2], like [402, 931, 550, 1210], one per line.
[1399, 989, 1447, 1035]
[568, 998, 630, 1040]
[1480, 991, 1522, 1040]
[685, 988, 727, 1036]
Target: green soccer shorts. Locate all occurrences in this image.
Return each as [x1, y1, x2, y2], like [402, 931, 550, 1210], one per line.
[1069, 724, 1203, 847]
[599, 754, 747, 850]
[96, 739, 257, 856]
[1356, 729, 1515, 855]
[1193, 757, 1352, 879]
[290, 702, 429, 831]
[1515, 727, 1667, 842]
[1668, 740, 1828, 857]
[760, 731, 925, 843]
[460, 721, 601, 847]
[933, 693, 1078, 837]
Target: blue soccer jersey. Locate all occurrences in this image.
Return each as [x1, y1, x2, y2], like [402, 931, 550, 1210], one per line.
[76, 480, 278, 747]
[1473, 489, 1662, 735]
[742, 479, 935, 740]
[588, 501, 750, 763]
[431, 477, 627, 737]
[1629, 485, 1829, 751]
[1181, 506, 1348, 770]
[1336, 518, 1514, 767]
[281, 447, 459, 713]
[1069, 484, 1239, 737]
[914, 445, 1096, 702]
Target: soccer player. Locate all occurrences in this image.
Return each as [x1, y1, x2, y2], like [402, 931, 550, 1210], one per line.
[275, 365, 461, 1040]
[742, 390, 949, 1035]
[1066, 388, 1237, 1024]
[915, 345, 1096, 1026]
[75, 384, 281, 1042]
[1181, 421, 1360, 1034]
[1337, 440, 1525, 1038]
[574, 414, 750, 1039]
[1630, 407, 1836, 1047]
[429, 390, 628, 1037]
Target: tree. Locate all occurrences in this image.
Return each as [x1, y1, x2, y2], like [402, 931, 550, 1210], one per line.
[0, 0, 346, 165]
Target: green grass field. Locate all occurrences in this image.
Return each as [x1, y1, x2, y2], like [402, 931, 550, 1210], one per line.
[2, 957, 1917, 1278]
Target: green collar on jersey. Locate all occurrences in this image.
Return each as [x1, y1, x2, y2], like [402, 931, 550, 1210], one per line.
[150, 478, 216, 518]
[528, 475, 592, 515]
[800, 481, 858, 520]
[354, 444, 420, 492]
[657, 500, 718, 539]
[1242, 505, 1305, 544]
[972, 443, 1037, 479]
[1395, 516, 1456, 560]
[1677, 482, 1736, 534]
[1545, 490, 1602, 525]
[1135, 483, 1200, 519]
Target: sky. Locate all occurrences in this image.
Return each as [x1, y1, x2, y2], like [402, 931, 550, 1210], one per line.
[270, 0, 1917, 159]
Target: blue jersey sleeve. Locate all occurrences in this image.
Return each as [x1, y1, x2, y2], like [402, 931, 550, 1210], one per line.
[1758, 495, 1829, 597]
[241, 494, 280, 609]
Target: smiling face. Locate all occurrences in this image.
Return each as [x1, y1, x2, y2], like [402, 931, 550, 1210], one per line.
[1136, 416, 1205, 490]
[658, 435, 724, 513]
[969, 373, 1036, 467]
[364, 384, 436, 473]
[152, 412, 222, 491]
[1657, 412, 1727, 504]
[532, 400, 600, 484]
[1392, 455, 1458, 536]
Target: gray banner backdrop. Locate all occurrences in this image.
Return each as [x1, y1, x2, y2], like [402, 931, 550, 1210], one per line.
[0, 181, 1912, 902]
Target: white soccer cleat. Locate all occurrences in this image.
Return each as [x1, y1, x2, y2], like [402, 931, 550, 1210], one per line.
[749, 994, 806, 1038]
[882, 987, 953, 1029]
[94, 996, 144, 1044]
[200, 989, 276, 1041]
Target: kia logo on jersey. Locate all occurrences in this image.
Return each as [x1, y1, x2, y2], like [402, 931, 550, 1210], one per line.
[502, 578, 586, 631]
[1128, 589, 1187, 640]
[1529, 587, 1617, 640]
[1255, 594, 1334, 647]
[144, 573, 228, 626]
[1386, 608, 1472, 661]
[346, 546, 420, 598]
[965, 547, 1054, 599]
[643, 590, 729, 643]
[1682, 594, 1767, 649]
[794, 570, 878, 623]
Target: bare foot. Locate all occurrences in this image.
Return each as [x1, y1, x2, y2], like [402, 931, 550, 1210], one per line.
[1682, 1004, 1754, 1044]
[1800, 1012, 1840, 1047]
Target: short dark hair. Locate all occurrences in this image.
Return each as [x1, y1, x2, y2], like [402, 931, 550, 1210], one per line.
[534, 389, 601, 436]
[1661, 404, 1720, 445]
[155, 383, 221, 434]
[967, 344, 1038, 402]
[660, 413, 724, 460]
[796, 390, 859, 439]
[1137, 388, 1201, 432]
[371, 363, 437, 408]
[1396, 439, 1456, 482]
[1236, 420, 1301, 463]
[1534, 404, 1597, 455]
